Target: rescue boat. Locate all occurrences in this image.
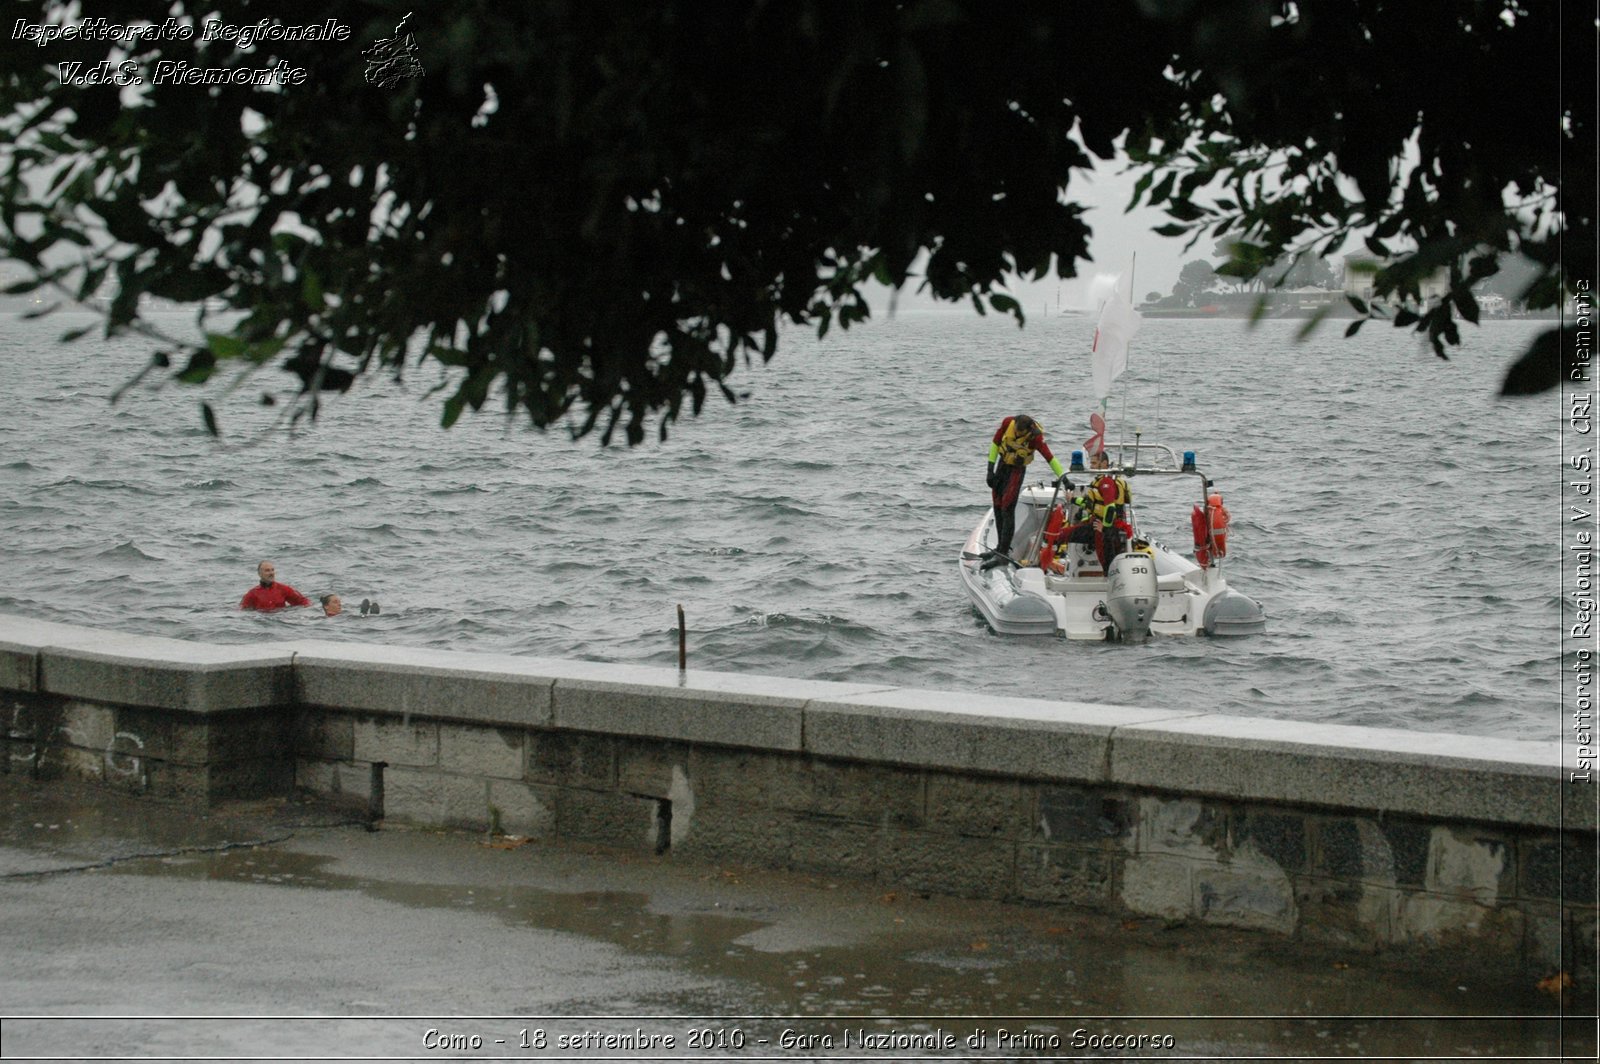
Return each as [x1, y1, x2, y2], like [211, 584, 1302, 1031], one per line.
[958, 443, 1266, 642]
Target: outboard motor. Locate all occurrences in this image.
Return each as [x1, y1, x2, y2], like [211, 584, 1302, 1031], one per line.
[1104, 552, 1158, 643]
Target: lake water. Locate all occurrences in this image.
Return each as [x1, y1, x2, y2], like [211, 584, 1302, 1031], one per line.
[0, 308, 1570, 740]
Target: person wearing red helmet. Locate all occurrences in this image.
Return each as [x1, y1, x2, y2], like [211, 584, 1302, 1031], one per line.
[1053, 472, 1134, 571]
[985, 414, 1069, 560]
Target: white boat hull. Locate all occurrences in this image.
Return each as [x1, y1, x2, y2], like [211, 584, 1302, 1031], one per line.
[959, 483, 1265, 641]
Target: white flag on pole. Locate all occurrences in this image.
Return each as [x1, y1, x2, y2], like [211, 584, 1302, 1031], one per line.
[1091, 271, 1142, 402]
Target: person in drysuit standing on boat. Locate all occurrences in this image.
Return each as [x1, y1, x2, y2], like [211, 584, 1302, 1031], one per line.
[985, 414, 1068, 560]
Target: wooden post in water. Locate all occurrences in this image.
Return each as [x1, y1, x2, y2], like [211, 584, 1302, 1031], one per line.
[677, 604, 686, 671]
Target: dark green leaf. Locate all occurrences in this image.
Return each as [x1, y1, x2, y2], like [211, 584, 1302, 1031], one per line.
[1499, 327, 1569, 395]
[1147, 170, 1175, 206]
[301, 270, 325, 310]
[316, 368, 356, 392]
[207, 333, 246, 360]
[1295, 303, 1336, 341]
[76, 265, 107, 303]
[1127, 170, 1154, 210]
[177, 350, 218, 384]
[247, 337, 287, 364]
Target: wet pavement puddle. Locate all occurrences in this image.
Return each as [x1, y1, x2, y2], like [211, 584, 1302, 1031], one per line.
[1, 780, 1589, 1058]
[69, 830, 1586, 1059]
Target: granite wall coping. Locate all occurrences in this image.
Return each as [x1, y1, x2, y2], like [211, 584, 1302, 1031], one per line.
[802, 687, 1201, 781]
[1, 616, 296, 712]
[0, 615, 1580, 830]
[282, 640, 570, 728]
[551, 664, 901, 751]
[0, 616, 99, 691]
[1110, 713, 1588, 832]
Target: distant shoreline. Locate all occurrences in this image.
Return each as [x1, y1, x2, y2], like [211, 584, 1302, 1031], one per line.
[0, 298, 1563, 322]
[1137, 305, 1561, 320]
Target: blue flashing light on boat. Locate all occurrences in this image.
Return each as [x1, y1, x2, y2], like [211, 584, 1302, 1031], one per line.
[1070, 450, 1085, 471]
[1182, 450, 1197, 471]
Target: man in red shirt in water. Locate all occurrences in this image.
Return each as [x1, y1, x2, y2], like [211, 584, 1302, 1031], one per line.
[239, 561, 312, 611]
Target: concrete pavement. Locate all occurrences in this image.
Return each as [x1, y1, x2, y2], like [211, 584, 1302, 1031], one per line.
[0, 774, 1591, 1060]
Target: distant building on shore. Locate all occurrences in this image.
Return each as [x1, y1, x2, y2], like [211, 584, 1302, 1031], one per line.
[1136, 253, 1546, 320]
[1341, 255, 1449, 304]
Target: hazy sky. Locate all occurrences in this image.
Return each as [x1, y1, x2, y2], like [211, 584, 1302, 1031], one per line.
[873, 156, 1196, 316]
[1019, 158, 1194, 312]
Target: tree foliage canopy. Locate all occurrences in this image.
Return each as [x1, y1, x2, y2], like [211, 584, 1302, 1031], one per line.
[1126, 0, 1590, 394]
[1, 0, 1589, 440]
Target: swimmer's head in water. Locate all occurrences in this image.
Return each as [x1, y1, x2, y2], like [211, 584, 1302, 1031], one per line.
[320, 593, 341, 616]
[257, 561, 276, 585]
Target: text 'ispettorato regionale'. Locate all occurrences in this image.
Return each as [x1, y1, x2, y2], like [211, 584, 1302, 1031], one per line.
[15, 17, 350, 87]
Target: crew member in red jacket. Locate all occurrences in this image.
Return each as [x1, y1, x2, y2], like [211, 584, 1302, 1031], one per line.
[240, 561, 312, 610]
[985, 414, 1068, 561]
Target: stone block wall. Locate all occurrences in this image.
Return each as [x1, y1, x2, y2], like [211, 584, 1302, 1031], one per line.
[1, 615, 1594, 988]
[289, 709, 1595, 985]
[6, 694, 295, 801]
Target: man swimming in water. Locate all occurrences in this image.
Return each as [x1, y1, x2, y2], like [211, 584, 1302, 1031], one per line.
[239, 561, 311, 611]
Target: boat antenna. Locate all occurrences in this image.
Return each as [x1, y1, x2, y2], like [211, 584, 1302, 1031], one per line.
[1150, 272, 1160, 440]
[1116, 253, 1136, 464]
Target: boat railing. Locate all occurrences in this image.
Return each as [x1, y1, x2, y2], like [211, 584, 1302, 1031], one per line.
[1089, 442, 1183, 473]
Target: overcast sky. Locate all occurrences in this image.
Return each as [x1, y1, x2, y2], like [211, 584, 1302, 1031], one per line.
[1020, 158, 1194, 312]
[871, 156, 1196, 317]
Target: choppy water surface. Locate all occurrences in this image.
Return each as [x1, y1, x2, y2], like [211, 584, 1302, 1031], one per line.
[0, 309, 1568, 739]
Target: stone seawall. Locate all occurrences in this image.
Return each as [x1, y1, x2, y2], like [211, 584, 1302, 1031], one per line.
[2, 615, 1593, 986]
